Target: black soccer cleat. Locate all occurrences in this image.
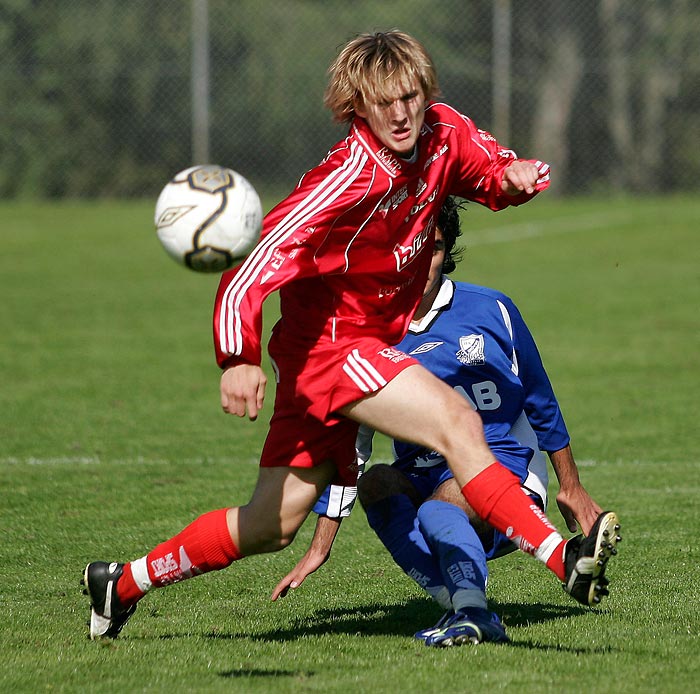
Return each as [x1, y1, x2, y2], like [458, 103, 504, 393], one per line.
[81, 561, 137, 639]
[563, 511, 621, 606]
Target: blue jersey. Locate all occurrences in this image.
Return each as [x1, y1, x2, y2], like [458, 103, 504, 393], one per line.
[315, 278, 570, 517]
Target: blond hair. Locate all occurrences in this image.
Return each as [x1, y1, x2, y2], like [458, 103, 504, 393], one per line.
[324, 30, 440, 124]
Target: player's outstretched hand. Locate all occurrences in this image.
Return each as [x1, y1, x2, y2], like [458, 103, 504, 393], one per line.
[271, 515, 341, 600]
[271, 550, 329, 601]
[220, 364, 267, 420]
[556, 485, 603, 536]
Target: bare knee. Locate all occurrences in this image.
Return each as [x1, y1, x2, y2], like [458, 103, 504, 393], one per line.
[433, 399, 486, 455]
[358, 464, 421, 509]
[431, 479, 495, 548]
[431, 477, 468, 508]
[420, 402, 493, 487]
[234, 463, 335, 556]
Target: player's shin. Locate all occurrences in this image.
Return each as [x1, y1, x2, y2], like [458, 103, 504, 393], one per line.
[417, 500, 488, 612]
[365, 494, 450, 608]
[461, 463, 567, 580]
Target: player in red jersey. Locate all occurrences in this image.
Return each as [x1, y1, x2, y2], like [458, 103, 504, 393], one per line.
[82, 31, 619, 639]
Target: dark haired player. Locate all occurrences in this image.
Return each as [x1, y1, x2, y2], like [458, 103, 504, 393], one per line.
[273, 198, 619, 645]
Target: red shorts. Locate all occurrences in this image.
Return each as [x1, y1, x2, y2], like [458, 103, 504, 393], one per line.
[259, 331, 418, 485]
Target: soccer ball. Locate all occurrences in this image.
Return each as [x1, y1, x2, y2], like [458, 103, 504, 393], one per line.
[154, 165, 263, 273]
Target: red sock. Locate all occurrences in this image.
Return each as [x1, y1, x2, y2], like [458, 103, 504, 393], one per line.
[462, 462, 567, 580]
[117, 563, 143, 606]
[117, 508, 242, 606]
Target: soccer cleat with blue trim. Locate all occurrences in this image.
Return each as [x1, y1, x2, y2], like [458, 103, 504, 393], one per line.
[423, 607, 509, 646]
[414, 610, 454, 641]
[81, 561, 137, 639]
[563, 511, 621, 606]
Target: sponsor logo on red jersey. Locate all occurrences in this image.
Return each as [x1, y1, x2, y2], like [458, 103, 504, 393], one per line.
[378, 347, 410, 363]
[423, 143, 449, 170]
[393, 224, 432, 271]
[376, 147, 402, 175]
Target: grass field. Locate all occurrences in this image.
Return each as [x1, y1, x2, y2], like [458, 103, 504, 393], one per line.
[1, 194, 698, 692]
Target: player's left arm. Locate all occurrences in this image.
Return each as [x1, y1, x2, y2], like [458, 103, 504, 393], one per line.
[270, 514, 342, 600]
[450, 114, 550, 209]
[271, 430, 374, 600]
[548, 445, 602, 536]
[507, 296, 569, 452]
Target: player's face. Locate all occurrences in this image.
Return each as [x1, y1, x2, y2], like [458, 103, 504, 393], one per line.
[355, 83, 426, 156]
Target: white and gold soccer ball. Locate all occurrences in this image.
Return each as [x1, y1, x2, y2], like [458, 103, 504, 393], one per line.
[154, 165, 263, 273]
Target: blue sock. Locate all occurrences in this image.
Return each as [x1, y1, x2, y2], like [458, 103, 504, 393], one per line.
[365, 494, 450, 608]
[417, 499, 489, 612]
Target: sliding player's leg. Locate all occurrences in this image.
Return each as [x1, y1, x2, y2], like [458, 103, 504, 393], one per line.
[341, 363, 618, 604]
[417, 499, 508, 645]
[358, 465, 451, 609]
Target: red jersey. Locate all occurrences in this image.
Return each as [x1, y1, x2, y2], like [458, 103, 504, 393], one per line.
[214, 102, 548, 370]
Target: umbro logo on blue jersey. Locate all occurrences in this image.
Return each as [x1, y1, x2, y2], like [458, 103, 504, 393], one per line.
[409, 341, 444, 355]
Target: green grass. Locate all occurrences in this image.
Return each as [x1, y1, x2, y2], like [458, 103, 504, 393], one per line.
[1, 195, 699, 692]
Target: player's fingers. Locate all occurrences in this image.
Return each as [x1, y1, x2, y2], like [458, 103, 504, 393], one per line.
[271, 581, 290, 601]
[256, 376, 267, 412]
[246, 394, 259, 421]
[502, 172, 531, 195]
[516, 168, 537, 194]
[556, 499, 578, 533]
[562, 510, 577, 533]
[504, 161, 538, 194]
[221, 391, 244, 417]
[271, 574, 303, 601]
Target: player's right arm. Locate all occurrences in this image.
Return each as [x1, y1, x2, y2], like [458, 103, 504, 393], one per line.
[213, 145, 369, 372]
[270, 514, 342, 600]
[214, 147, 373, 419]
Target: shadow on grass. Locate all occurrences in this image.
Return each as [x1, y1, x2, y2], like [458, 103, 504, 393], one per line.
[491, 598, 587, 627]
[197, 596, 586, 645]
[218, 667, 316, 680]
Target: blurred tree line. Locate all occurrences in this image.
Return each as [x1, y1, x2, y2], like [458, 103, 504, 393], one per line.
[1, 0, 698, 198]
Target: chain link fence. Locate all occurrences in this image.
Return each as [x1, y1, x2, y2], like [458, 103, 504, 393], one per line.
[2, 0, 699, 198]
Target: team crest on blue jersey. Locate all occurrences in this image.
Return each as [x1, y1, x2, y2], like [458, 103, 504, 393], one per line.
[456, 334, 485, 365]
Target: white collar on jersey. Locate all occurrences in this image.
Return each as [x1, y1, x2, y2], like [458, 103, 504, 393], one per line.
[409, 277, 454, 333]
